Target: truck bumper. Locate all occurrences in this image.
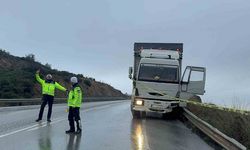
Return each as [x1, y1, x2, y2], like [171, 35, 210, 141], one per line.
[132, 99, 184, 114]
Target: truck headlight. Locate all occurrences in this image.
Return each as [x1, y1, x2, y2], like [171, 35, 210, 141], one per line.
[135, 99, 144, 106]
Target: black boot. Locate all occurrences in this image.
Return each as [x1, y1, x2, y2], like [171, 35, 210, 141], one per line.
[65, 129, 75, 134]
[66, 120, 75, 134]
[75, 120, 82, 134]
[75, 128, 82, 134]
[36, 119, 41, 122]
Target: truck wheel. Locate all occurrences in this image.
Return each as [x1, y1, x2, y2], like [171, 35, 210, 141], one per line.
[132, 110, 142, 118]
[172, 107, 182, 118]
[162, 108, 182, 119]
[162, 113, 168, 119]
[141, 111, 146, 118]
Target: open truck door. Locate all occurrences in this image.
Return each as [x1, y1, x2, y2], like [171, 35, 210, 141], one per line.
[181, 66, 206, 95]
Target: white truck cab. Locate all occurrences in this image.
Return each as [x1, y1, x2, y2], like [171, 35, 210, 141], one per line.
[129, 43, 206, 118]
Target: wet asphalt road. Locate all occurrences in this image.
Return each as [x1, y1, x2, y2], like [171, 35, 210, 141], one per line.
[0, 100, 213, 150]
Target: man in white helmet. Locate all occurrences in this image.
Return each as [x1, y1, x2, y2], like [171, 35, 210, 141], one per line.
[35, 69, 67, 122]
[66, 76, 83, 134]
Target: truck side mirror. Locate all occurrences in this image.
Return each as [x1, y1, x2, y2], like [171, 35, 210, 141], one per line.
[129, 67, 133, 79]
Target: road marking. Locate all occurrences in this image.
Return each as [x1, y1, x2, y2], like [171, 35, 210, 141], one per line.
[27, 117, 66, 131]
[25, 105, 112, 132]
[27, 123, 47, 131]
[0, 124, 41, 138]
[0, 104, 114, 138]
[50, 118, 67, 125]
[142, 120, 151, 150]
[84, 105, 111, 112]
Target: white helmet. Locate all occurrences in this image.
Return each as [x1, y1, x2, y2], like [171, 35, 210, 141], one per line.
[70, 77, 78, 83]
[46, 74, 52, 80]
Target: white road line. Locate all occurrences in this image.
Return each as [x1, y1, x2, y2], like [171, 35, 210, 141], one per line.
[0, 104, 113, 138]
[27, 117, 66, 131]
[50, 118, 67, 125]
[142, 119, 151, 150]
[25, 105, 112, 132]
[27, 124, 46, 132]
[0, 124, 40, 138]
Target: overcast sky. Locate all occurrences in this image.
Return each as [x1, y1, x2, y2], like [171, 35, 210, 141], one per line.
[1, 0, 250, 108]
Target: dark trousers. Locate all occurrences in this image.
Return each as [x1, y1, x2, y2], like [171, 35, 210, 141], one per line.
[68, 107, 81, 131]
[38, 94, 54, 120]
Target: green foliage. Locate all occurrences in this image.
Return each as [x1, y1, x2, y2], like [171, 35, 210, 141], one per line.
[24, 54, 35, 61]
[0, 49, 10, 55]
[89, 77, 95, 81]
[45, 63, 52, 69]
[57, 70, 73, 77]
[83, 79, 91, 87]
[0, 49, 70, 98]
[0, 49, 124, 98]
[0, 69, 35, 98]
[77, 74, 84, 78]
[188, 104, 250, 149]
[0, 51, 75, 98]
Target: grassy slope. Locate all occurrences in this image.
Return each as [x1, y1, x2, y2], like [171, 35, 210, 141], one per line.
[0, 50, 124, 98]
[187, 103, 250, 149]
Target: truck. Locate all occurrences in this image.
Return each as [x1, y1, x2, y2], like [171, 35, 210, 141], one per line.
[129, 43, 206, 118]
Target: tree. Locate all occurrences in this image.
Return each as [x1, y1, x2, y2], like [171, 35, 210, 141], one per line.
[45, 63, 52, 69]
[83, 79, 91, 87]
[25, 54, 35, 61]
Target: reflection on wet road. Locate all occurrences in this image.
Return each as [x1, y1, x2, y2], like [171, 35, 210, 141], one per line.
[66, 134, 82, 150]
[0, 101, 212, 150]
[131, 119, 149, 150]
[38, 124, 52, 150]
[134, 122, 144, 150]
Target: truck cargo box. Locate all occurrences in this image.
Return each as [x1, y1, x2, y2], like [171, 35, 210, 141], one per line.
[134, 43, 183, 52]
[133, 43, 183, 79]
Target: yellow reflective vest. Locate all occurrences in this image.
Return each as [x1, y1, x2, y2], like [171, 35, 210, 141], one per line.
[67, 85, 82, 107]
[36, 73, 66, 96]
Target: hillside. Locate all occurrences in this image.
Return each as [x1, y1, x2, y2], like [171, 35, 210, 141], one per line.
[187, 103, 250, 149]
[0, 49, 125, 98]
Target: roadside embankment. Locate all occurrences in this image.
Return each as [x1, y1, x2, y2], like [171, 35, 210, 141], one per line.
[187, 103, 250, 149]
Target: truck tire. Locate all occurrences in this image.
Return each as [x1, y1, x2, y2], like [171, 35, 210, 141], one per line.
[162, 107, 182, 119]
[132, 110, 146, 118]
[162, 113, 169, 119]
[132, 110, 141, 118]
[141, 111, 146, 118]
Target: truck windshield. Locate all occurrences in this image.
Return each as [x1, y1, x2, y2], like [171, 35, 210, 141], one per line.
[138, 64, 179, 83]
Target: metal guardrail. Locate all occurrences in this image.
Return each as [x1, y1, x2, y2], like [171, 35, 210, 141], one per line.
[0, 97, 128, 106]
[183, 108, 247, 150]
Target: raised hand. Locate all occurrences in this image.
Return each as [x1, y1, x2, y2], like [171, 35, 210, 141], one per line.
[36, 69, 40, 74]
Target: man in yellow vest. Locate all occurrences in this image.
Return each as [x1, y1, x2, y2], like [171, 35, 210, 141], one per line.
[66, 76, 83, 134]
[35, 69, 67, 122]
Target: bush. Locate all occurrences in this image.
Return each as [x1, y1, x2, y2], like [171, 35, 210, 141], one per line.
[0, 69, 35, 98]
[188, 104, 250, 149]
[25, 54, 35, 61]
[83, 79, 91, 87]
[0, 49, 10, 55]
[0, 92, 19, 98]
[45, 63, 52, 69]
